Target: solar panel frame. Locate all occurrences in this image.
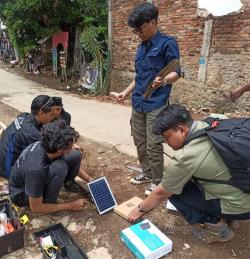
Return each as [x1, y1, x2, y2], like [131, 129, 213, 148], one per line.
[87, 177, 117, 215]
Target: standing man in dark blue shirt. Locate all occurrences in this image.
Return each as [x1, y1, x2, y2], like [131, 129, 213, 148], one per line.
[117, 2, 181, 196]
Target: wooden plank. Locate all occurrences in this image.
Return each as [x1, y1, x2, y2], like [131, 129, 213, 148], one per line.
[114, 197, 143, 220]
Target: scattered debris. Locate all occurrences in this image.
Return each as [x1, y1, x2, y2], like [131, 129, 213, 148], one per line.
[201, 107, 210, 113]
[231, 249, 237, 257]
[83, 219, 96, 233]
[87, 247, 112, 259]
[57, 215, 70, 227]
[30, 216, 51, 229]
[126, 164, 143, 173]
[183, 243, 191, 250]
[67, 222, 79, 233]
[124, 160, 131, 165]
[97, 149, 105, 154]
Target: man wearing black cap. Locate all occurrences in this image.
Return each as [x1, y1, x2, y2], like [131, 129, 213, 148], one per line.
[52, 96, 71, 125]
[0, 95, 55, 178]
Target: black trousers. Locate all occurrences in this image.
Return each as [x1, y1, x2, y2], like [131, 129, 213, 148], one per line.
[169, 181, 250, 225]
[12, 150, 81, 207]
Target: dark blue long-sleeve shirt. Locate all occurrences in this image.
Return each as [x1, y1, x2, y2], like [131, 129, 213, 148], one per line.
[132, 31, 181, 112]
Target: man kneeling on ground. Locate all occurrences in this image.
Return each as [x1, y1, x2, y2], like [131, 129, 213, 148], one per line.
[9, 120, 91, 213]
[128, 104, 250, 243]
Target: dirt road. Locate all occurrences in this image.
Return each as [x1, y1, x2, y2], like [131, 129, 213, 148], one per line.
[0, 68, 135, 157]
[1, 101, 250, 259]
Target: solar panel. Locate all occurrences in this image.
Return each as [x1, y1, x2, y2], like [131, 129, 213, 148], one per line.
[87, 177, 117, 215]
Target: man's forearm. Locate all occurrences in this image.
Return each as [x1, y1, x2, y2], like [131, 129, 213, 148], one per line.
[123, 80, 136, 96]
[78, 168, 92, 182]
[30, 202, 71, 214]
[139, 184, 172, 212]
[164, 72, 179, 85]
[241, 83, 250, 93]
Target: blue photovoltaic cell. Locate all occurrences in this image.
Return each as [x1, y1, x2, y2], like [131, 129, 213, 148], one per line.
[88, 177, 117, 214]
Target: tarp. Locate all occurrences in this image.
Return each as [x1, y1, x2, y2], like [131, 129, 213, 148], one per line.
[52, 32, 68, 49]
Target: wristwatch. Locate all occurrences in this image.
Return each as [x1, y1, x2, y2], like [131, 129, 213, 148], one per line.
[138, 204, 147, 213]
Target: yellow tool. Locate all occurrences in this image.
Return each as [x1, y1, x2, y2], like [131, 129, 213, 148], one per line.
[20, 215, 29, 225]
[44, 245, 59, 258]
[9, 199, 29, 225]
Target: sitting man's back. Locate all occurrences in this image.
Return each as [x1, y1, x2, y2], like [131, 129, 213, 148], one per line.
[9, 120, 90, 213]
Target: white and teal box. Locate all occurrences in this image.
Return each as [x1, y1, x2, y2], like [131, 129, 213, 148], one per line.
[120, 219, 172, 259]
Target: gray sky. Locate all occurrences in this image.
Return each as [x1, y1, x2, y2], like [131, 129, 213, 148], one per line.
[198, 0, 243, 16]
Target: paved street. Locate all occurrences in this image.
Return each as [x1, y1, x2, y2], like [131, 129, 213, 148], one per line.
[0, 68, 136, 157]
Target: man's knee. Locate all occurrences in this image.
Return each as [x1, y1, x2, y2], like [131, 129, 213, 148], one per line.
[49, 159, 68, 180]
[64, 150, 82, 164]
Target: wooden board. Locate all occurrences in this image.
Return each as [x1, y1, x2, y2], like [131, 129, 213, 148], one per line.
[74, 176, 89, 193]
[114, 197, 143, 220]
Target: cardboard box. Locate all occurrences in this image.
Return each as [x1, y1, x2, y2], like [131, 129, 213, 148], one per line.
[114, 197, 142, 220]
[121, 219, 172, 259]
[0, 199, 24, 257]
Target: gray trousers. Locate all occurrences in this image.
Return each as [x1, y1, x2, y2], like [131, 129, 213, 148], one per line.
[131, 106, 166, 183]
[43, 150, 81, 203]
[13, 150, 81, 207]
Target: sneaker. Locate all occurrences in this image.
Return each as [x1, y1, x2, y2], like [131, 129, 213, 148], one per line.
[192, 222, 235, 244]
[130, 173, 152, 185]
[145, 183, 158, 196]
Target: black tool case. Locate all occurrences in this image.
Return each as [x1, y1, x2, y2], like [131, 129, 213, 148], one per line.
[33, 222, 88, 259]
[0, 199, 25, 257]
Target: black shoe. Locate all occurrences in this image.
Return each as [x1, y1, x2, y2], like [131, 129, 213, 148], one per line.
[130, 173, 152, 185]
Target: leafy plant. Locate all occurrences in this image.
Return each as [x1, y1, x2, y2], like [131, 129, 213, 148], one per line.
[0, 0, 108, 58]
[80, 25, 108, 94]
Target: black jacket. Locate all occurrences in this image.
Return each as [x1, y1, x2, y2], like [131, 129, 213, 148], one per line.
[0, 113, 42, 178]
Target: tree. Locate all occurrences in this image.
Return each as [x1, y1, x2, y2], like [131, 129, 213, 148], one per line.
[0, 0, 108, 58]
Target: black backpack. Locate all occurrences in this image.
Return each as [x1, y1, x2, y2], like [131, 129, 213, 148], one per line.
[185, 118, 250, 193]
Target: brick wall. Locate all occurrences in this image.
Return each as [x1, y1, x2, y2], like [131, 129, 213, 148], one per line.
[110, 0, 250, 113]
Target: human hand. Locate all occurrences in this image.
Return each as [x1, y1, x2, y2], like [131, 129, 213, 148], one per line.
[72, 144, 84, 154]
[109, 91, 119, 99]
[152, 76, 164, 89]
[79, 169, 94, 183]
[115, 92, 126, 102]
[230, 87, 243, 102]
[86, 176, 94, 183]
[69, 199, 88, 211]
[127, 207, 143, 223]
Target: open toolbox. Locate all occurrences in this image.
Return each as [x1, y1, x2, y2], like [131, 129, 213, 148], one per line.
[0, 199, 25, 257]
[33, 222, 88, 259]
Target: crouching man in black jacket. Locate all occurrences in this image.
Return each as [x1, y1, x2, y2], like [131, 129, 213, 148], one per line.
[9, 120, 89, 213]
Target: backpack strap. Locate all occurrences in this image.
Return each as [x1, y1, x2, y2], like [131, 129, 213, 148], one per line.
[184, 119, 220, 145]
[184, 126, 210, 145]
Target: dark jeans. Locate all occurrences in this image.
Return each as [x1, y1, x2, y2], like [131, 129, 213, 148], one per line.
[12, 150, 81, 207]
[169, 181, 250, 225]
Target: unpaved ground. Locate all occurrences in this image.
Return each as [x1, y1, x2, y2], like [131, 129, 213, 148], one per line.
[1, 102, 250, 259]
